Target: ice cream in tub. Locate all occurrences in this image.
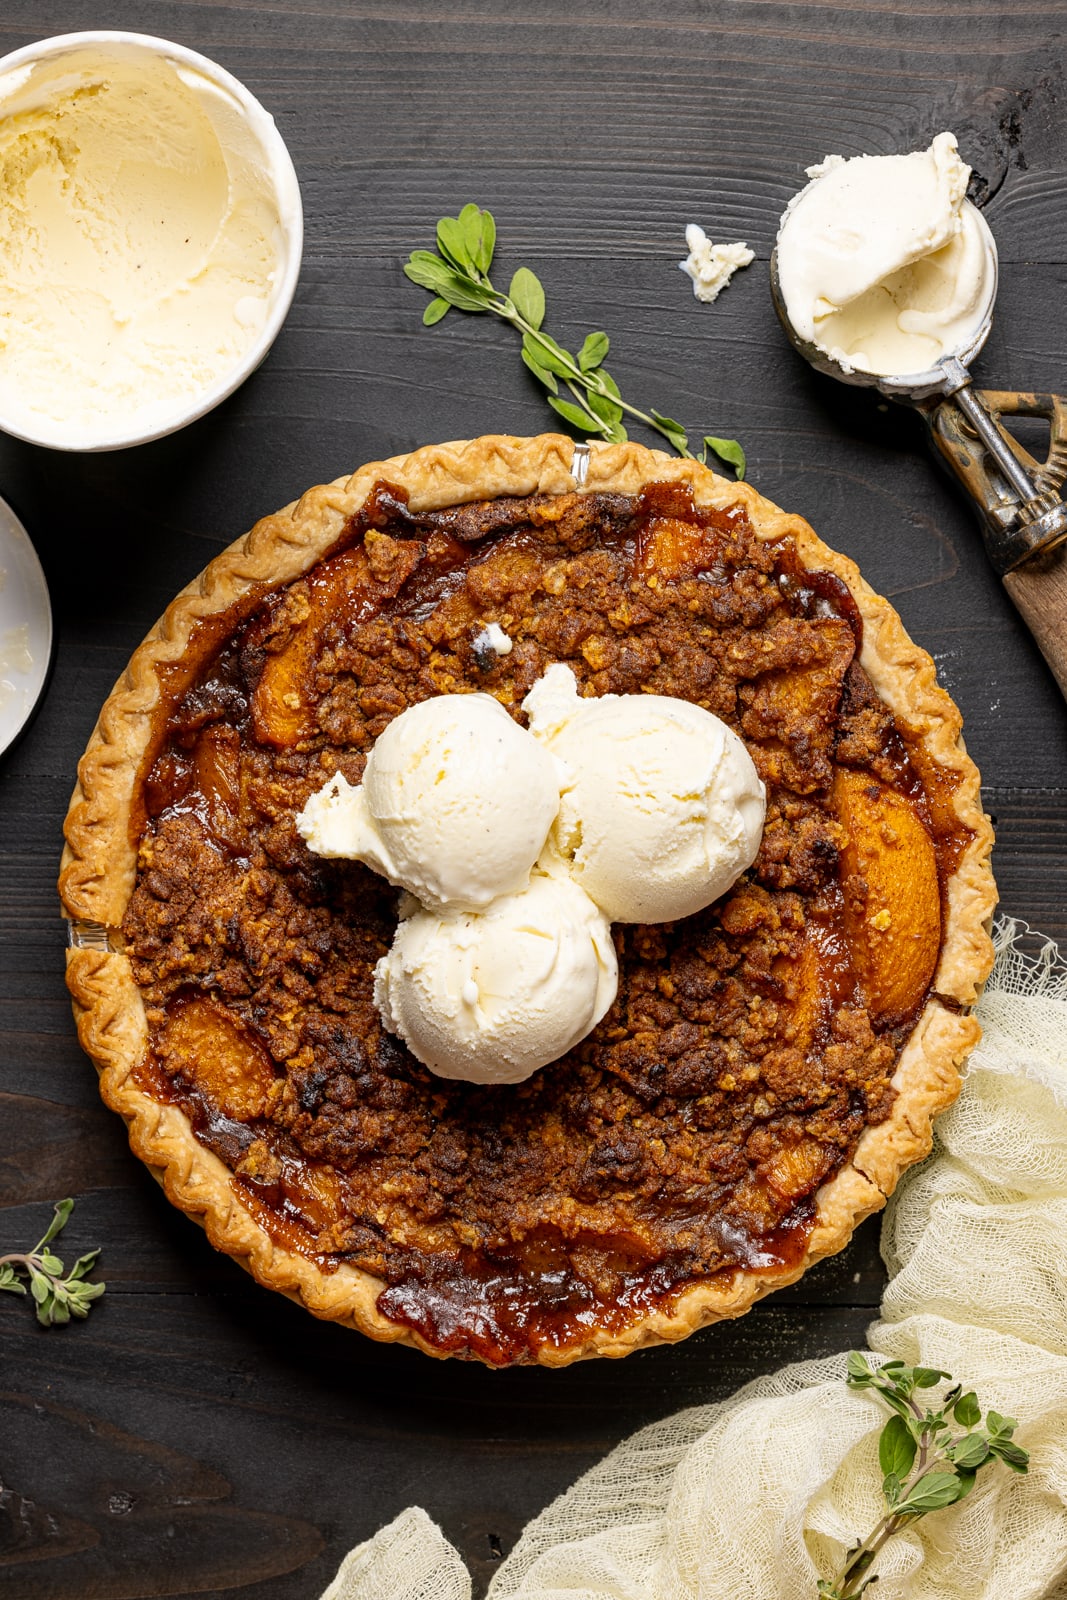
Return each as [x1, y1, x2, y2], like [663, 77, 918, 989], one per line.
[0, 31, 302, 451]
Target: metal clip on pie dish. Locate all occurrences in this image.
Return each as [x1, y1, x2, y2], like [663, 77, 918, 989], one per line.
[770, 243, 1067, 699]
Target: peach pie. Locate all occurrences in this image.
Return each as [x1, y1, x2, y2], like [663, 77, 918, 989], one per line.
[60, 435, 995, 1366]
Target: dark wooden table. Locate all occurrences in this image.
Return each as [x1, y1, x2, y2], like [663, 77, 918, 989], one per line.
[3, 3, 1066, 1596]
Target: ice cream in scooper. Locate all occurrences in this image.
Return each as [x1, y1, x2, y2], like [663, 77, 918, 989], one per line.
[771, 133, 1067, 698]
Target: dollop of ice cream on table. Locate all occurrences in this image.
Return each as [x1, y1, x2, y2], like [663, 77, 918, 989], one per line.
[679, 224, 754, 303]
[775, 132, 995, 377]
[374, 872, 618, 1085]
[0, 43, 283, 446]
[296, 693, 561, 912]
[523, 664, 765, 924]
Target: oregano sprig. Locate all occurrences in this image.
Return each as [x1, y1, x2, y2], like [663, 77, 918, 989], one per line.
[404, 204, 746, 478]
[819, 1353, 1030, 1599]
[0, 1199, 105, 1327]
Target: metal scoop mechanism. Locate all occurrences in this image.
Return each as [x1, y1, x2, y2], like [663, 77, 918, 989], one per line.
[770, 238, 1067, 696]
[922, 365, 1067, 574]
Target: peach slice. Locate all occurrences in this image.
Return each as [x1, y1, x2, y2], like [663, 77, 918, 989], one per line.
[190, 723, 245, 849]
[237, 1138, 346, 1236]
[738, 618, 856, 795]
[157, 996, 276, 1121]
[634, 516, 718, 581]
[252, 532, 427, 748]
[763, 1136, 833, 1202]
[775, 935, 822, 1054]
[252, 546, 373, 748]
[832, 767, 941, 1022]
[285, 1160, 346, 1233]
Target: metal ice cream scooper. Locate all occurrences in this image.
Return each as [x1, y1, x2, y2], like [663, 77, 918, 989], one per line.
[770, 201, 1067, 698]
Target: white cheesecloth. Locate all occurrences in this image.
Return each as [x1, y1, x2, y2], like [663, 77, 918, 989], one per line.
[322, 919, 1067, 1600]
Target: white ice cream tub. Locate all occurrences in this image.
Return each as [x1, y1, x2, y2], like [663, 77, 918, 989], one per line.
[0, 31, 303, 451]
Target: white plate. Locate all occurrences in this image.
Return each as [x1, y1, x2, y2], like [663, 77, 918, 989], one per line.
[0, 496, 53, 758]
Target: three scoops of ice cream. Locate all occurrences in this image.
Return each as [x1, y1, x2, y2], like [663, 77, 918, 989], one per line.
[296, 665, 765, 1086]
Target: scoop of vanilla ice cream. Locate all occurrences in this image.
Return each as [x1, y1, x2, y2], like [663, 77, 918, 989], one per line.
[374, 871, 618, 1084]
[523, 664, 765, 924]
[296, 694, 562, 911]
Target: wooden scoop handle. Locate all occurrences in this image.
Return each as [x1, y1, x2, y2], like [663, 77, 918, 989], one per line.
[1003, 540, 1067, 698]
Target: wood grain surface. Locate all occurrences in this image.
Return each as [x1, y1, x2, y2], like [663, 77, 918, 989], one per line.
[2, 2, 1066, 1597]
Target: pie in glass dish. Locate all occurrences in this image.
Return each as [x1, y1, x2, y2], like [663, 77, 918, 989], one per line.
[60, 434, 996, 1366]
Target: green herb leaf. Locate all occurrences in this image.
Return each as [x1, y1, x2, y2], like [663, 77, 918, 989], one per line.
[651, 409, 689, 452]
[476, 209, 497, 274]
[578, 331, 610, 372]
[437, 215, 475, 275]
[948, 1433, 990, 1471]
[879, 1414, 917, 1480]
[547, 394, 600, 434]
[882, 1470, 903, 1509]
[510, 267, 546, 331]
[69, 1251, 101, 1281]
[404, 250, 457, 293]
[586, 386, 623, 426]
[0, 1198, 104, 1328]
[953, 1392, 981, 1427]
[423, 297, 451, 326]
[522, 331, 576, 378]
[703, 435, 747, 478]
[457, 204, 488, 271]
[39, 1198, 74, 1248]
[913, 1367, 950, 1390]
[988, 1439, 1030, 1472]
[521, 346, 559, 394]
[954, 1470, 978, 1502]
[440, 276, 496, 313]
[873, 1388, 913, 1423]
[897, 1471, 963, 1515]
[847, 1352, 875, 1383]
[404, 252, 491, 310]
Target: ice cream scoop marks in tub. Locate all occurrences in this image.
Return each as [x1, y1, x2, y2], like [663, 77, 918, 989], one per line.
[0, 30, 302, 451]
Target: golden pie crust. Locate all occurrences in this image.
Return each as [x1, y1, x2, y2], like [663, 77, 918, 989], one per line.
[60, 434, 996, 1365]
